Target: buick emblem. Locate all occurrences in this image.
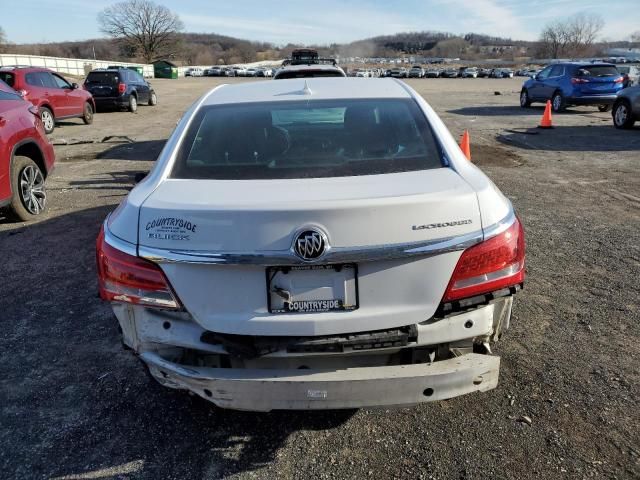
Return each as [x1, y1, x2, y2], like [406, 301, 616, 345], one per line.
[293, 229, 327, 261]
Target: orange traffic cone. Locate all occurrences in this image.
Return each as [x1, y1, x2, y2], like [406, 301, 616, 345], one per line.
[459, 130, 471, 161]
[539, 100, 553, 129]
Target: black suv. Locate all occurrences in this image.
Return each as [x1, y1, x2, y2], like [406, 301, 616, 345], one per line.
[84, 68, 156, 112]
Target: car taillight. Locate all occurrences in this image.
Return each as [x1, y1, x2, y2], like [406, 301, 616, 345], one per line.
[442, 217, 525, 302]
[17, 89, 28, 98]
[96, 226, 181, 309]
[614, 76, 625, 84]
[118, 82, 126, 94]
[571, 78, 589, 84]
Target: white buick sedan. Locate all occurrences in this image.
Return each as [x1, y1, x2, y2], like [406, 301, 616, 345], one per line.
[96, 78, 525, 411]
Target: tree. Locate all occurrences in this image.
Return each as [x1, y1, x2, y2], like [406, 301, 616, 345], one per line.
[98, 0, 183, 63]
[538, 12, 604, 58]
[0, 26, 6, 53]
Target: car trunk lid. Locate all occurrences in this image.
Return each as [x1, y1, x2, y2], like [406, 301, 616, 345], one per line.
[137, 168, 483, 335]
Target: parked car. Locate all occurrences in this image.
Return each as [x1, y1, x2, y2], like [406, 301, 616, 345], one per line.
[0, 79, 55, 220]
[478, 68, 491, 78]
[0, 66, 95, 134]
[440, 68, 458, 78]
[255, 68, 269, 77]
[501, 69, 514, 78]
[205, 67, 222, 77]
[245, 68, 258, 77]
[425, 68, 440, 78]
[462, 67, 479, 78]
[389, 67, 408, 78]
[185, 68, 204, 77]
[520, 62, 624, 112]
[231, 66, 247, 77]
[273, 64, 346, 79]
[617, 65, 640, 87]
[354, 68, 370, 78]
[97, 77, 526, 411]
[408, 65, 424, 78]
[84, 68, 157, 113]
[612, 85, 640, 129]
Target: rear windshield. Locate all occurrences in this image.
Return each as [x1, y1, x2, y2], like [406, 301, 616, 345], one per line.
[577, 65, 619, 77]
[85, 72, 120, 84]
[171, 99, 444, 180]
[0, 72, 15, 87]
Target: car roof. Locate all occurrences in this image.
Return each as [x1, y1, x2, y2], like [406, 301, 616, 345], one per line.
[0, 66, 52, 74]
[201, 78, 412, 106]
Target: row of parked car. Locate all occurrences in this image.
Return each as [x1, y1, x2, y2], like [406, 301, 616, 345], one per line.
[0, 65, 159, 221]
[356, 66, 518, 79]
[186, 66, 275, 77]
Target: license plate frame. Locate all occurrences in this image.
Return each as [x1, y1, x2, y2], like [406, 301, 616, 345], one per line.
[266, 264, 359, 314]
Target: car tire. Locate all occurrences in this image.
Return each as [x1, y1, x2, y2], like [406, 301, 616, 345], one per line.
[128, 94, 137, 113]
[551, 92, 565, 112]
[612, 100, 635, 129]
[520, 89, 531, 108]
[148, 91, 157, 106]
[598, 105, 611, 113]
[40, 107, 55, 134]
[82, 102, 94, 125]
[7, 156, 47, 221]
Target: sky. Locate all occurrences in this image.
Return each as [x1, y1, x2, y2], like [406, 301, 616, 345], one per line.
[3, 0, 638, 45]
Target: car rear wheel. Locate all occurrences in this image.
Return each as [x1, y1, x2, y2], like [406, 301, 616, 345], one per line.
[128, 95, 137, 113]
[8, 156, 47, 221]
[612, 100, 635, 129]
[148, 92, 157, 106]
[82, 102, 94, 124]
[40, 107, 55, 134]
[520, 89, 531, 108]
[598, 105, 611, 113]
[551, 92, 565, 112]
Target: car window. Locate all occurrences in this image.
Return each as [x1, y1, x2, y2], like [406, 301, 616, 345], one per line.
[0, 88, 22, 101]
[25, 72, 45, 87]
[0, 72, 15, 87]
[52, 73, 71, 89]
[577, 66, 619, 77]
[275, 70, 344, 79]
[172, 99, 444, 180]
[537, 66, 552, 80]
[86, 72, 120, 84]
[549, 65, 564, 77]
[134, 72, 145, 83]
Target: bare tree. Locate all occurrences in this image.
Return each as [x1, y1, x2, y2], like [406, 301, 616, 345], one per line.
[538, 12, 604, 58]
[0, 26, 6, 53]
[98, 0, 183, 63]
[631, 31, 640, 45]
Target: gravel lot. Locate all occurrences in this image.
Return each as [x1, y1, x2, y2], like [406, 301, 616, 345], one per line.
[1, 77, 638, 480]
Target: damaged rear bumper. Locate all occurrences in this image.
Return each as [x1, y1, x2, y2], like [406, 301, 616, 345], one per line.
[140, 350, 499, 411]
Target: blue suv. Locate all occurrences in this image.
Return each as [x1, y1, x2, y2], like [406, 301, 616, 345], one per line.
[520, 63, 624, 112]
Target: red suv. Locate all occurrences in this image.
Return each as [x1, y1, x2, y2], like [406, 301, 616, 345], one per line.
[0, 67, 95, 134]
[0, 79, 55, 221]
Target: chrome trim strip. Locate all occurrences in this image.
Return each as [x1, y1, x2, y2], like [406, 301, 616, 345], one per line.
[103, 220, 138, 257]
[482, 208, 516, 240]
[138, 229, 484, 266]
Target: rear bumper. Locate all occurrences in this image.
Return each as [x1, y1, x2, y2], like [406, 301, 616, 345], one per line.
[568, 94, 618, 105]
[141, 351, 500, 411]
[93, 96, 129, 108]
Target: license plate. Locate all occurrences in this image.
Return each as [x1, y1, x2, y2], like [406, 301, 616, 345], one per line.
[266, 264, 359, 314]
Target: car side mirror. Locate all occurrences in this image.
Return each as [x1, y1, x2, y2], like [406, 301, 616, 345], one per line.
[72, 83, 79, 89]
